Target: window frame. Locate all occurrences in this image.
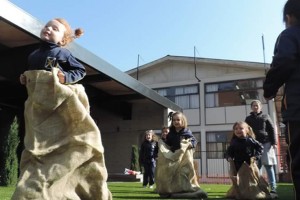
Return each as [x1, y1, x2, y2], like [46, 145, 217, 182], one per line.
[206, 131, 232, 159]
[205, 78, 266, 108]
[155, 84, 200, 109]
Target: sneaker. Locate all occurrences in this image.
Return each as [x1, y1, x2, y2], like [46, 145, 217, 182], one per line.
[159, 193, 171, 198]
[270, 186, 277, 193]
[143, 185, 147, 188]
[270, 190, 278, 199]
[149, 185, 153, 189]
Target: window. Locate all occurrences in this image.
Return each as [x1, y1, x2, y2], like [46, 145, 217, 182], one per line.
[205, 79, 266, 107]
[155, 85, 199, 109]
[206, 132, 232, 159]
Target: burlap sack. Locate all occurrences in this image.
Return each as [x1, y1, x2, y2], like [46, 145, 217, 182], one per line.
[155, 139, 207, 199]
[226, 160, 271, 200]
[12, 69, 112, 200]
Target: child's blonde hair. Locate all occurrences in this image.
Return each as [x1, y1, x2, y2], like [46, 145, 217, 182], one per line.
[144, 130, 157, 141]
[169, 111, 188, 128]
[232, 121, 256, 139]
[54, 18, 84, 46]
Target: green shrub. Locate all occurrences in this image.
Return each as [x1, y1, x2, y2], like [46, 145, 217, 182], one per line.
[130, 145, 141, 172]
[2, 117, 20, 186]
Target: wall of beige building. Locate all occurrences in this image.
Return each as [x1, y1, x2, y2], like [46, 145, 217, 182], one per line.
[129, 57, 279, 178]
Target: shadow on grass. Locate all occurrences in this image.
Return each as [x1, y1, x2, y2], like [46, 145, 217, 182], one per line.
[205, 183, 295, 200]
[112, 190, 154, 194]
[0, 182, 295, 199]
[276, 183, 294, 199]
[114, 197, 161, 199]
[109, 182, 295, 199]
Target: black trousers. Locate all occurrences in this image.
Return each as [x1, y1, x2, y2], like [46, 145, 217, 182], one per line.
[287, 121, 300, 200]
[143, 161, 155, 186]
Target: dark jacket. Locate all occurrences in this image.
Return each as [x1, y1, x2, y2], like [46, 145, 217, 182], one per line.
[225, 136, 263, 167]
[263, 25, 300, 122]
[28, 41, 86, 84]
[245, 111, 277, 145]
[165, 127, 197, 152]
[139, 140, 158, 164]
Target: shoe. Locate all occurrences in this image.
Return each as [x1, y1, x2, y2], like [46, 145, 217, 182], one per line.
[149, 185, 153, 189]
[159, 193, 170, 198]
[143, 185, 147, 188]
[270, 190, 278, 199]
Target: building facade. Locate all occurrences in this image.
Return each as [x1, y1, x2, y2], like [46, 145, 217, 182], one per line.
[127, 55, 288, 183]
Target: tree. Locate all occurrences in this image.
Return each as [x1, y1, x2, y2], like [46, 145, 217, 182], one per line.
[130, 145, 140, 172]
[1, 117, 20, 186]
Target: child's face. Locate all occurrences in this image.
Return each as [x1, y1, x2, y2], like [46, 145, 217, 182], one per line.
[172, 114, 183, 129]
[145, 133, 152, 141]
[40, 20, 66, 45]
[233, 124, 247, 138]
[161, 128, 169, 139]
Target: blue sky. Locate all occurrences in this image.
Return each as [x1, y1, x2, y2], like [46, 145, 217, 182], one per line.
[10, 0, 286, 72]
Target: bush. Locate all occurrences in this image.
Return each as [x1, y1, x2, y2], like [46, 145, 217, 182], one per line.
[130, 145, 140, 172]
[1, 117, 20, 186]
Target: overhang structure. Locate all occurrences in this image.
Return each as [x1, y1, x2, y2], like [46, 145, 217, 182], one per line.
[0, 0, 181, 112]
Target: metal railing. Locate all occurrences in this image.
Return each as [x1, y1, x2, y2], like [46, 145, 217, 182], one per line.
[193, 150, 291, 184]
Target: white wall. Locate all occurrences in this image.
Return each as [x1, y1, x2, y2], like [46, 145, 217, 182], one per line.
[184, 109, 200, 125]
[128, 57, 273, 179]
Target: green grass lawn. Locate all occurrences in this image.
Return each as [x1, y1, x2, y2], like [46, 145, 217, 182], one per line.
[0, 182, 294, 199]
[0, 186, 15, 200]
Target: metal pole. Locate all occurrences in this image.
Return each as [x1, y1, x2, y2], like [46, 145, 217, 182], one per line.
[136, 54, 139, 80]
[194, 46, 201, 82]
[262, 34, 267, 74]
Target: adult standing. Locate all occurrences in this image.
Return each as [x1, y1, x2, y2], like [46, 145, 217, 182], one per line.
[245, 100, 277, 194]
[263, 1, 300, 199]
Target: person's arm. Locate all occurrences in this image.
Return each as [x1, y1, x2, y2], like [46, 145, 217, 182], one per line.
[225, 145, 234, 161]
[139, 143, 145, 164]
[154, 142, 158, 159]
[264, 30, 299, 99]
[185, 128, 197, 148]
[265, 115, 277, 146]
[58, 50, 86, 84]
[165, 132, 171, 147]
[253, 139, 264, 160]
[190, 136, 197, 148]
[245, 115, 250, 124]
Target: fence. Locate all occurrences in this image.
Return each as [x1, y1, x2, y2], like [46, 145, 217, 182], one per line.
[193, 150, 291, 184]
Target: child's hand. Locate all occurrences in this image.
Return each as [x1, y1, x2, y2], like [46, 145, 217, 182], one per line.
[20, 74, 26, 85]
[227, 157, 233, 162]
[250, 157, 256, 164]
[57, 70, 65, 84]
